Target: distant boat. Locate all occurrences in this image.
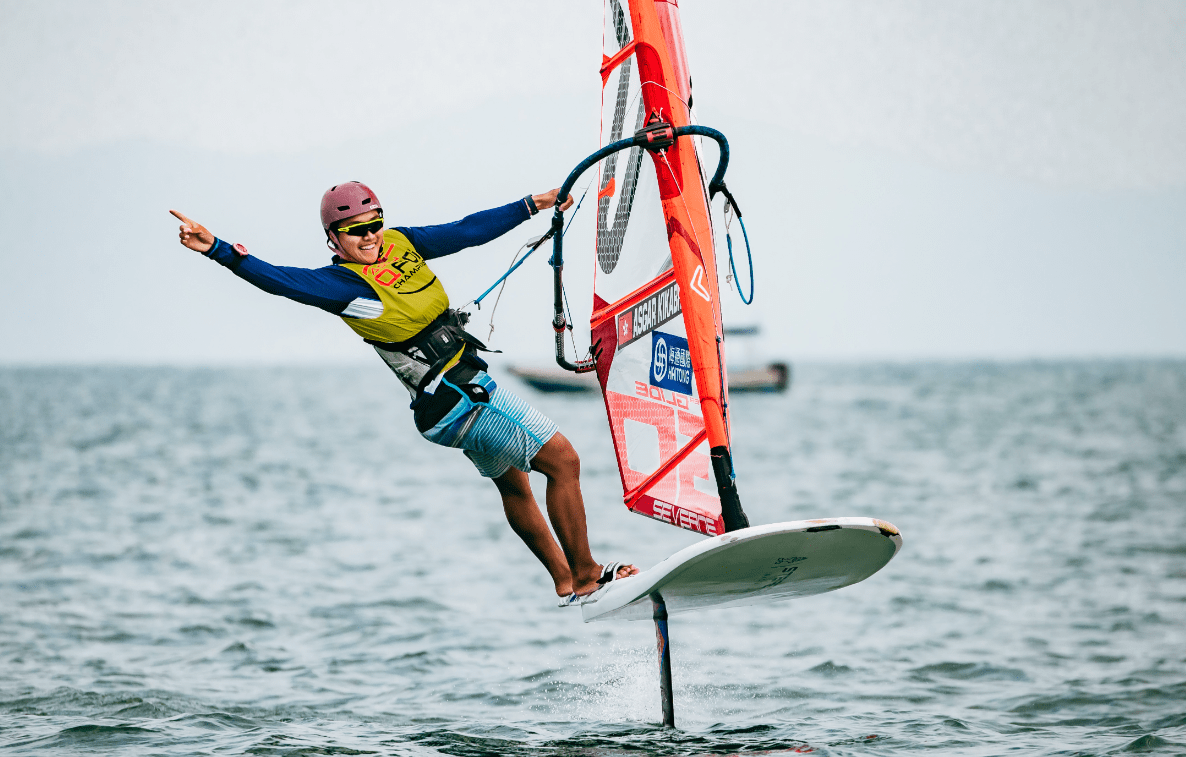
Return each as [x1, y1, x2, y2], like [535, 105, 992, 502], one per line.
[507, 366, 600, 393]
[721, 325, 791, 393]
[726, 362, 791, 393]
[509, 325, 791, 394]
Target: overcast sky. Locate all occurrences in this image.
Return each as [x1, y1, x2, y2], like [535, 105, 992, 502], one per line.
[1, 0, 1183, 363]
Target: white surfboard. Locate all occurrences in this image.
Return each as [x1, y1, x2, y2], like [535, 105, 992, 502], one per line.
[581, 517, 903, 622]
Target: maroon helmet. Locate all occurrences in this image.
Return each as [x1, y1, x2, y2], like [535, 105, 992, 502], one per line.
[320, 181, 382, 230]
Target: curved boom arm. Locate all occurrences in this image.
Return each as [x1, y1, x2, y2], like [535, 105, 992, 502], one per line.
[550, 125, 732, 373]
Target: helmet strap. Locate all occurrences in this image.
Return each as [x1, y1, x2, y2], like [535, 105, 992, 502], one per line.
[325, 230, 342, 253]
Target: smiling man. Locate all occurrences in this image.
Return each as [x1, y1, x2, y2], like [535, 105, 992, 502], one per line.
[170, 182, 636, 604]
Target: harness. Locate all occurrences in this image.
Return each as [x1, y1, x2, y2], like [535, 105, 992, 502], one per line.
[368, 309, 502, 434]
[367, 309, 492, 385]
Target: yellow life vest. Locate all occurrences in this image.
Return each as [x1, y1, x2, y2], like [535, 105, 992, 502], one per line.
[337, 229, 450, 343]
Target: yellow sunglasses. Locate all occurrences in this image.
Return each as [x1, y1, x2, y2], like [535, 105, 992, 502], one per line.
[337, 217, 384, 237]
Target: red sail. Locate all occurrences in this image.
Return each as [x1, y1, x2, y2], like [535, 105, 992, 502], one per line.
[592, 0, 731, 536]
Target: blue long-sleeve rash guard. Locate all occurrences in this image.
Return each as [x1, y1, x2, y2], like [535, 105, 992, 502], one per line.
[202, 198, 534, 316]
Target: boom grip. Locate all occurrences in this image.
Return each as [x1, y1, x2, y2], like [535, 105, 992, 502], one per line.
[550, 124, 731, 374]
[556, 124, 731, 205]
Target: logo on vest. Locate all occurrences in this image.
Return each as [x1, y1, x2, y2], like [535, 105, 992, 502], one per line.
[364, 248, 426, 289]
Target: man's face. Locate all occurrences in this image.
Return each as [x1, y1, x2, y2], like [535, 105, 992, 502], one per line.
[333, 210, 384, 264]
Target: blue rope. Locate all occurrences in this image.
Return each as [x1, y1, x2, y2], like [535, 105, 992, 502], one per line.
[472, 182, 593, 308]
[473, 238, 543, 307]
[726, 215, 755, 305]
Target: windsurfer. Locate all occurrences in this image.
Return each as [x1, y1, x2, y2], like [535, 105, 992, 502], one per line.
[169, 181, 637, 603]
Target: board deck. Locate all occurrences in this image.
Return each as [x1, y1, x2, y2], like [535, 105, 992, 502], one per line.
[581, 518, 903, 622]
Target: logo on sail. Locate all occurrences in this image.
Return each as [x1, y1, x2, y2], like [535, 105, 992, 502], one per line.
[690, 265, 712, 302]
[651, 331, 692, 395]
[616, 281, 681, 350]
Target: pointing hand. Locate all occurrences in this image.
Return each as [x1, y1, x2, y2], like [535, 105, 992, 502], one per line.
[169, 209, 215, 253]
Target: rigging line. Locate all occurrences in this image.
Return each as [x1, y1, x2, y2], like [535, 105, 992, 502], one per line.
[484, 239, 532, 342]
[466, 178, 595, 344]
[614, 82, 681, 159]
[466, 178, 595, 311]
[632, 79, 708, 155]
[637, 80, 689, 109]
[723, 201, 755, 305]
[465, 234, 547, 311]
[562, 280, 580, 356]
[617, 82, 688, 147]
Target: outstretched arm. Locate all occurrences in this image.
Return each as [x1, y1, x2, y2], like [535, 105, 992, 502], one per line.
[400, 189, 574, 260]
[169, 209, 372, 315]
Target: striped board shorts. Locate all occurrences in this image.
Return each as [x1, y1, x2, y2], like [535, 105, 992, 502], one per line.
[419, 370, 558, 478]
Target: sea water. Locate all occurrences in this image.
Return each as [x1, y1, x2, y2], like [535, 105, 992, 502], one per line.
[1, 361, 1184, 756]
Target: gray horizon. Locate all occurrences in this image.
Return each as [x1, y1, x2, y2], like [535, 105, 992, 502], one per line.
[1, 0, 1183, 364]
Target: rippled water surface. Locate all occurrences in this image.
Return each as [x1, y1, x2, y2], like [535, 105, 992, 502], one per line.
[2, 362, 1185, 756]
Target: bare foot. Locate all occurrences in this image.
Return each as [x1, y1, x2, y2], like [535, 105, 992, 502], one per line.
[573, 563, 639, 597]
